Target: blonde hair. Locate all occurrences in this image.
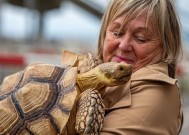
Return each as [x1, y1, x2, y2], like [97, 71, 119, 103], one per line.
[97, 0, 182, 64]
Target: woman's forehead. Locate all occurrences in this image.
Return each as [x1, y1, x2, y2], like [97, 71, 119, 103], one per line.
[109, 14, 147, 28]
[107, 14, 158, 35]
[114, 14, 147, 24]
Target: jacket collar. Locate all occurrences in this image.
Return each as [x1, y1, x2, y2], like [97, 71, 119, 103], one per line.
[131, 62, 177, 85]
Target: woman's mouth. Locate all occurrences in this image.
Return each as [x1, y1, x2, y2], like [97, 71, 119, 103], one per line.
[113, 56, 134, 64]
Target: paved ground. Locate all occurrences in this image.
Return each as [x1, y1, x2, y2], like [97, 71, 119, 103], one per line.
[180, 92, 189, 135]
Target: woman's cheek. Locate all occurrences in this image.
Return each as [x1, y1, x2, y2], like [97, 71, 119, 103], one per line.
[102, 46, 110, 62]
[103, 40, 117, 62]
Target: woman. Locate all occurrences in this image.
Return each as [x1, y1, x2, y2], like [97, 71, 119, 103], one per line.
[97, 0, 183, 134]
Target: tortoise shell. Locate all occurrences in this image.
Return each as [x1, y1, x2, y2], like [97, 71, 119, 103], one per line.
[0, 63, 78, 134]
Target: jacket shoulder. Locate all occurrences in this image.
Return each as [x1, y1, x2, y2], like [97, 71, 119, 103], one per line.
[131, 62, 177, 85]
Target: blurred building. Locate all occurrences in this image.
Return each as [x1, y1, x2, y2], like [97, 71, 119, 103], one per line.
[0, 0, 108, 80]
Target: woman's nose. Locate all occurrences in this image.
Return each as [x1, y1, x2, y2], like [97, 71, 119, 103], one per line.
[118, 36, 133, 51]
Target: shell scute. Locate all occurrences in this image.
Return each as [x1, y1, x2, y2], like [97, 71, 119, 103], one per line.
[16, 82, 54, 115]
[50, 106, 70, 134]
[61, 67, 77, 88]
[59, 87, 77, 111]
[0, 96, 20, 134]
[0, 63, 79, 134]
[19, 129, 32, 135]
[20, 63, 65, 86]
[27, 116, 57, 135]
[0, 71, 23, 96]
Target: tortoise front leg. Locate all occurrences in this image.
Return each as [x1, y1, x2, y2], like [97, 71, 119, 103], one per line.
[75, 89, 105, 135]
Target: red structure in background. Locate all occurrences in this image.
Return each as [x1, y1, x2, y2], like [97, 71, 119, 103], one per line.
[0, 53, 25, 66]
[0, 53, 26, 83]
[176, 64, 184, 78]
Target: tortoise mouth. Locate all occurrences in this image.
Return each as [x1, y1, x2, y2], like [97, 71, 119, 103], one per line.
[113, 73, 131, 83]
[114, 69, 132, 82]
[119, 75, 131, 82]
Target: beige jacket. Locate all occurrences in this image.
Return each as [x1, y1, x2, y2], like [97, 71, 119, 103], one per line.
[100, 62, 183, 135]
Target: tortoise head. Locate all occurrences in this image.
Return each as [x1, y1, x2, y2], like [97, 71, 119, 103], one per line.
[77, 62, 132, 91]
[97, 62, 132, 87]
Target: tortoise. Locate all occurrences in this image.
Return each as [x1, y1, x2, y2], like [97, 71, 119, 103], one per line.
[0, 52, 132, 135]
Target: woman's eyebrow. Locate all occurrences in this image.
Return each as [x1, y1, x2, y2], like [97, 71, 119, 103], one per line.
[135, 27, 152, 34]
[109, 21, 153, 34]
[109, 22, 121, 29]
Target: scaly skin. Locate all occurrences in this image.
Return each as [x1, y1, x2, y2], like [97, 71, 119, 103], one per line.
[73, 62, 132, 134]
[76, 62, 132, 92]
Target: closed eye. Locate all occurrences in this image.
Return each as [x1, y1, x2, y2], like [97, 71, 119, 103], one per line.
[112, 31, 124, 37]
[135, 36, 149, 43]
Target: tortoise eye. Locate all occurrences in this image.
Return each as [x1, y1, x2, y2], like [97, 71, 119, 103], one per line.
[119, 66, 124, 71]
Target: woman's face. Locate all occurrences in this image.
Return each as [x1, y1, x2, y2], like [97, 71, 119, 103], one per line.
[103, 14, 162, 72]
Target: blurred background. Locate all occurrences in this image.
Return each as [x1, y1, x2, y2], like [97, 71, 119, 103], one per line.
[0, 0, 188, 134]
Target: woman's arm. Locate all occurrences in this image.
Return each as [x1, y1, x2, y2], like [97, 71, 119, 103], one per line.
[100, 81, 182, 135]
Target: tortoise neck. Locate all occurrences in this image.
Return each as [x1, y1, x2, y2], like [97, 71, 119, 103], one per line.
[76, 71, 105, 92]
